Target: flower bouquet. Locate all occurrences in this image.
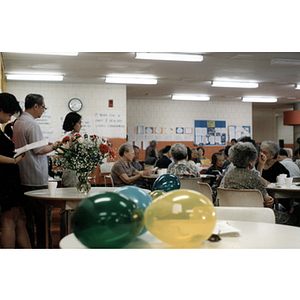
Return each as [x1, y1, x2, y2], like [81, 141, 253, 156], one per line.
[53, 133, 114, 194]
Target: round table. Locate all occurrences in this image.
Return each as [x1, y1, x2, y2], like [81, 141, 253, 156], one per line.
[24, 186, 150, 248]
[59, 220, 300, 249]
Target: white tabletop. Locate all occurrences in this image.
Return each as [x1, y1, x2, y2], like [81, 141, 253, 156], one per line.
[59, 220, 300, 249]
[266, 183, 300, 199]
[24, 187, 121, 200]
[24, 186, 151, 210]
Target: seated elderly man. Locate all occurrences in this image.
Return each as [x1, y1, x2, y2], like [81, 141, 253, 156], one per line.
[223, 142, 293, 224]
[278, 148, 300, 177]
[111, 143, 154, 187]
[129, 145, 149, 188]
[167, 143, 199, 178]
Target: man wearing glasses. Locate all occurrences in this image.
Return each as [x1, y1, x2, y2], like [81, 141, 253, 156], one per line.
[14, 94, 54, 248]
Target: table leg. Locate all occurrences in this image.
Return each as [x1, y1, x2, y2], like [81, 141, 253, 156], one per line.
[45, 203, 49, 249]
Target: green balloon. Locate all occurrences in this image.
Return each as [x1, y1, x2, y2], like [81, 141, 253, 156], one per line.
[71, 192, 144, 248]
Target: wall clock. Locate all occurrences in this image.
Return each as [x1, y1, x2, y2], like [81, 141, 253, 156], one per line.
[68, 98, 83, 112]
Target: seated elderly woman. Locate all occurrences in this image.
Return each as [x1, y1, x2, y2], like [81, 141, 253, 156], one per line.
[260, 140, 290, 183]
[223, 142, 292, 224]
[111, 143, 154, 187]
[167, 143, 199, 178]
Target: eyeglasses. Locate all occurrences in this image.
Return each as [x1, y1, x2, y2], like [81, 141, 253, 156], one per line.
[40, 105, 47, 111]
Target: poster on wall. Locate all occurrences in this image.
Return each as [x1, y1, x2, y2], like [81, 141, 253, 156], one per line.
[194, 120, 226, 146]
[94, 111, 126, 138]
[228, 125, 251, 141]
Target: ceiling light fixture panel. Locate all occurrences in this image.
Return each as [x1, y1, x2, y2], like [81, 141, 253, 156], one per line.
[212, 81, 259, 88]
[6, 73, 64, 81]
[135, 52, 203, 62]
[271, 58, 300, 66]
[242, 97, 277, 103]
[172, 94, 210, 101]
[105, 75, 157, 85]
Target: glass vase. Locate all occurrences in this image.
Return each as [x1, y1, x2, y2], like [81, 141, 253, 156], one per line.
[76, 173, 91, 195]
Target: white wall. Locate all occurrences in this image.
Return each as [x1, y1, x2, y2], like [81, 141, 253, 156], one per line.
[252, 105, 294, 145]
[127, 98, 252, 138]
[6, 82, 127, 140]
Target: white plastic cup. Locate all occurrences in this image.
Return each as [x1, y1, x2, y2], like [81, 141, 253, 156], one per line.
[157, 169, 163, 175]
[161, 169, 167, 174]
[277, 174, 287, 185]
[48, 181, 57, 196]
[284, 177, 293, 188]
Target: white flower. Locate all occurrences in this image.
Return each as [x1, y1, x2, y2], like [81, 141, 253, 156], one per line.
[77, 137, 83, 144]
[57, 148, 64, 154]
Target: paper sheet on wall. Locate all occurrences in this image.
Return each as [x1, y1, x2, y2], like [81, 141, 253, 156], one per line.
[134, 140, 141, 148]
[94, 111, 126, 138]
[175, 134, 184, 141]
[128, 134, 136, 143]
[128, 126, 135, 135]
[165, 135, 174, 141]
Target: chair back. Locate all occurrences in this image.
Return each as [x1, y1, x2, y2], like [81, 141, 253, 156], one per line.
[215, 207, 275, 223]
[179, 178, 201, 192]
[217, 187, 264, 207]
[100, 162, 114, 187]
[197, 182, 213, 202]
[100, 162, 114, 173]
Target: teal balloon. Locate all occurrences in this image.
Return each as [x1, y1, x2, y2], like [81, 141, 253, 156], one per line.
[152, 173, 181, 192]
[71, 192, 144, 248]
[114, 186, 152, 235]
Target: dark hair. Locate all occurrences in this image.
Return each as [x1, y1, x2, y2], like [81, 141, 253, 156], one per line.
[197, 146, 205, 155]
[224, 145, 231, 157]
[279, 148, 288, 157]
[211, 152, 223, 166]
[295, 148, 300, 156]
[163, 145, 171, 154]
[231, 138, 237, 143]
[118, 143, 132, 156]
[63, 112, 82, 131]
[0, 93, 22, 115]
[133, 145, 139, 150]
[186, 147, 192, 160]
[24, 94, 44, 109]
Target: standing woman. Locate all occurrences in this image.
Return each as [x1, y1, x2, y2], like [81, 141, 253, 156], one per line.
[0, 93, 31, 248]
[61, 112, 82, 187]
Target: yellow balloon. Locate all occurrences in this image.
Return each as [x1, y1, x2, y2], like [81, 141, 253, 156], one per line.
[144, 189, 217, 248]
[149, 190, 166, 201]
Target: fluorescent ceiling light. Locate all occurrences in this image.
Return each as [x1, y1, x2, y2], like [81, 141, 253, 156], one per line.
[172, 94, 210, 101]
[8, 52, 78, 56]
[6, 73, 64, 81]
[271, 58, 300, 66]
[135, 52, 203, 62]
[105, 76, 157, 85]
[242, 97, 277, 103]
[212, 81, 258, 88]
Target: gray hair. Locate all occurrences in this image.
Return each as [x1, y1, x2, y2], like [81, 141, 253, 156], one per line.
[170, 143, 187, 160]
[261, 140, 280, 159]
[149, 140, 157, 147]
[118, 143, 132, 156]
[230, 142, 258, 168]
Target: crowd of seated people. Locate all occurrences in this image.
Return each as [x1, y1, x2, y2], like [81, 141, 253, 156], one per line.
[222, 141, 299, 225]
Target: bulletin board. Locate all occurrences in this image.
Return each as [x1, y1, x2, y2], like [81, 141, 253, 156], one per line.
[194, 120, 226, 146]
[228, 125, 251, 142]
